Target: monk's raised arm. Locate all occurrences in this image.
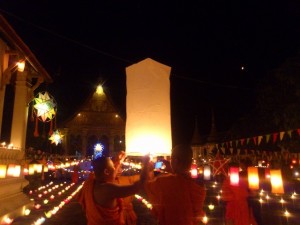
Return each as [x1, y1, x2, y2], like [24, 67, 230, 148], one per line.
[107, 181, 141, 199]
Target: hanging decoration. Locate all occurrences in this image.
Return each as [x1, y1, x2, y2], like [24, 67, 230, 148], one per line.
[31, 91, 57, 137]
[94, 143, 104, 159]
[49, 130, 64, 145]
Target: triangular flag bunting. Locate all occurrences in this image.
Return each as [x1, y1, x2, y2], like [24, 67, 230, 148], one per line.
[279, 131, 285, 141]
[246, 138, 250, 145]
[253, 136, 257, 145]
[266, 134, 271, 143]
[258, 136, 263, 145]
[235, 140, 239, 147]
[241, 138, 245, 146]
[229, 141, 233, 147]
[273, 133, 278, 143]
[237, 149, 241, 155]
[287, 130, 292, 138]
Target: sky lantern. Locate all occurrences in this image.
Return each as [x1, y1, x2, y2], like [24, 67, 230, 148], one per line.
[32, 91, 57, 137]
[125, 58, 172, 156]
[229, 167, 239, 186]
[248, 166, 259, 190]
[270, 169, 284, 194]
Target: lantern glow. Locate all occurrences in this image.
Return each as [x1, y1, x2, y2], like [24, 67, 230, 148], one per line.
[125, 58, 172, 156]
[229, 167, 239, 186]
[248, 167, 259, 190]
[49, 130, 64, 145]
[0, 164, 6, 178]
[270, 169, 284, 194]
[204, 165, 211, 180]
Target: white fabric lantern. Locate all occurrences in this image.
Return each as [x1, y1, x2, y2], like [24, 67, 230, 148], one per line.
[125, 58, 172, 156]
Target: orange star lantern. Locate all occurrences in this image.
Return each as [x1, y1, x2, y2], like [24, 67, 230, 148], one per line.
[32, 91, 57, 137]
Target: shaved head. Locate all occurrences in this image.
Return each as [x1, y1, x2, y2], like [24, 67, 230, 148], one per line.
[171, 144, 193, 172]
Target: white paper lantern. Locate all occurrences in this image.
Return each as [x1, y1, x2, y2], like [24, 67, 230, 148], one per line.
[125, 58, 172, 156]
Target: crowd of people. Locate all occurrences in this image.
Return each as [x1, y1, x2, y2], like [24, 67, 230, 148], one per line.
[75, 145, 262, 225]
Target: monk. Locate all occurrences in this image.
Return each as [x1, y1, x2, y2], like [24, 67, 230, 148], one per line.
[144, 144, 206, 225]
[113, 152, 139, 225]
[76, 153, 148, 225]
[221, 161, 258, 225]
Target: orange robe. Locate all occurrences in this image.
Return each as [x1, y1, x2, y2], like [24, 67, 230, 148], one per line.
[116, 175, 140, 225]
[144, 173, 206, 225]
[76, 175, 124, 225]
[221, 176, 257, 225]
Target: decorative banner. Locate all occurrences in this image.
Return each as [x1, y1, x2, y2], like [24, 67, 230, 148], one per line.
[248, 167, 259, 190]
[235, 140, 239, 147]
[246, 138, 250, 145]
[237, 149, 241, 155]
[266, 134, 271, 143]
[253, 136, 257, 145]
[229, 141, 233, 147]
[125, 58, 172, 156]
[240, 138, 245, 146]
[287, 130, 292, 138]
[279, 131, 285, 141]
[258, 136, 263, 145]
[273, 133, 278, 143]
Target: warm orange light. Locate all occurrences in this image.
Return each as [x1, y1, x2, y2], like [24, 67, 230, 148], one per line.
[270, 169, 284, 194]
[248, 167, 259, 190]
[0, 164, 6, 178]
[204, 165, 211, 180]
[17, 60, 25, 72]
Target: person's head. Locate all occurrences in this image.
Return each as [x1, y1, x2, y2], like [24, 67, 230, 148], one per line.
[170, 144, 193, 174]
[92, 157, 116, 182]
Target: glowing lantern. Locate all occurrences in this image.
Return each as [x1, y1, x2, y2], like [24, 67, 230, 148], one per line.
[28, 164, 35, 175]
[49, 130, 64, 145]
[229, 167, 239, 186]
[190, 164, 198, 178]
[270, 169, 284, 194]
[7, 164, 20, 177]
[17, 60, 25, 72]
[34, 164, 43, 173]
[248, 167, 259, 190]
[125, 58, 172, 156]
[32, 91, 57, 137]
[203, 165, 211, 180]
[94, 143, 104, 159]
[265, 168, 270, 179]
[0, 164, 7, 178]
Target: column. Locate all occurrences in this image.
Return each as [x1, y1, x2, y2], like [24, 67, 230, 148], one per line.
[10, 70, 30, 150]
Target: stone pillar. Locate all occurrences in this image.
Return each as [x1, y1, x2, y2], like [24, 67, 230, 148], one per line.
[10, 70, 30, 150]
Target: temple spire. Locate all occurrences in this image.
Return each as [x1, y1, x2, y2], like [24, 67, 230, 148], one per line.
[207, 108, 217, 143]
[191, 116, 202, 145]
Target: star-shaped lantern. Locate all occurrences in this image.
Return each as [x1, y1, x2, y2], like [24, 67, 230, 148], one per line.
[33, 91, 57, 122]
[49, 130, 64, 145]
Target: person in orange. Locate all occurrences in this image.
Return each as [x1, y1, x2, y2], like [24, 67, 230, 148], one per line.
[76, 153, 149, 225]
[221, 160, 258, 225]
[113, 152, 140, 225]
[144, 144, 206, 225]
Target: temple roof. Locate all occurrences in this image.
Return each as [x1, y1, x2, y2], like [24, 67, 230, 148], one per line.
[0, 14, 52, 83]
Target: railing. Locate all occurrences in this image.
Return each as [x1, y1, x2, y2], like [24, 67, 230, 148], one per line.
[0, 148, 24, 164]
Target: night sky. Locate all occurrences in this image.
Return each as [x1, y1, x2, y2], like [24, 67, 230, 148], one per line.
[1, 1, 300, 145]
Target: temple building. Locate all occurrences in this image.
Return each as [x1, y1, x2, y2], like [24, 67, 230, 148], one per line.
[60, 84, 125, 157]
[191, 109, 219, 160]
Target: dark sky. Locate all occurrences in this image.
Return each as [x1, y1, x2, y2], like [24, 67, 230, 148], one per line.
[1, 1, 300, 144]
